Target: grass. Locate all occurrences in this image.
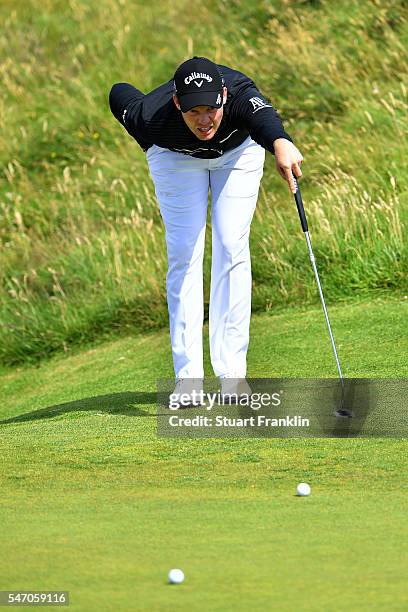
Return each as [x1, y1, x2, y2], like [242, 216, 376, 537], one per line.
[1, 0, 407, 365]
[1, 1, 407, 607]
[0, 297, 407, 610]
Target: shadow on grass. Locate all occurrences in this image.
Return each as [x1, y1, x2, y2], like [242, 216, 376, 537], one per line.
[0, 392, 159, 425]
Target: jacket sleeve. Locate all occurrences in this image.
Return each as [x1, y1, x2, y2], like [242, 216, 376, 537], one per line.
[109, 83, 151, 151]
[228, 76, 293, 154]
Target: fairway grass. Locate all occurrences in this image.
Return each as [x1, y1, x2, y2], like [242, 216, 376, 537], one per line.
[0, 297, 407, 611]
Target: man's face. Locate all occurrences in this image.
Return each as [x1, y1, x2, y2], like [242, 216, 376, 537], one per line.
[173, 88, 227, 140]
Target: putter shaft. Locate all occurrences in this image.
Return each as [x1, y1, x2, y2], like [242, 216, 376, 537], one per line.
[304, 231, 344, 384]
[292, 176, 344, 387]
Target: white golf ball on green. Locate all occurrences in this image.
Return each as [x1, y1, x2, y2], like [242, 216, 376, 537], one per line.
[168, 568, 184, 584]
[296, 482, 311, 496]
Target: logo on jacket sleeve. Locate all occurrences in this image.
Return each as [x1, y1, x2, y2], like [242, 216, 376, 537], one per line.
[249, 97, 273, 113]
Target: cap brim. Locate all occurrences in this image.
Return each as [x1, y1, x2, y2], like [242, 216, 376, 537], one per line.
[178, 91, 223, 113]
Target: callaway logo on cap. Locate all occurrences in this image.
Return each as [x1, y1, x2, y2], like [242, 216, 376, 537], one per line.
[173, 57, 224, 112]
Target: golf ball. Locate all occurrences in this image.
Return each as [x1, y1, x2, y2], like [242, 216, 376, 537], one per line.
[168, 568, 184, 584]
[296, 482, 311, 497]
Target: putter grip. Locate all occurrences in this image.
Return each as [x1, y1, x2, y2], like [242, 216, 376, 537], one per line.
[292, 175, 308, 232]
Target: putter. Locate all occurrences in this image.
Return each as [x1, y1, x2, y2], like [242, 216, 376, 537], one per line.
[292, 173, 352, 418]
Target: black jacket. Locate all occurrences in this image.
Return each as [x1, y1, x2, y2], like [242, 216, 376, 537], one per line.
[109, 64, 292, 159]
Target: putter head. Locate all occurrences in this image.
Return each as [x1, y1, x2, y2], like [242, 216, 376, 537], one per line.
[334, 381, 354, 418]
[334, 407, 354, 418]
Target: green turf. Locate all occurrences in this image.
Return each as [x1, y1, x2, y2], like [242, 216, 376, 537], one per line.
[0, 297, 407, 611]
[1, 0, 407, 365]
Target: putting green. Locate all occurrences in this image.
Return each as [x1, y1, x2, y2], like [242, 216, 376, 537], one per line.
[0, 297, 407, 611]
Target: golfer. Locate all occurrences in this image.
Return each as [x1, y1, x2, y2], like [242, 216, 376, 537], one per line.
[109, 56, 303, 400]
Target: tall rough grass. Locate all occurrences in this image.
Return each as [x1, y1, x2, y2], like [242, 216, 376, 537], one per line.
[0, 0, 407, 365]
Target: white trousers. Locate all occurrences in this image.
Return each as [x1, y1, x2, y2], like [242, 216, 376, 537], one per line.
[146, 136, 265, 379]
